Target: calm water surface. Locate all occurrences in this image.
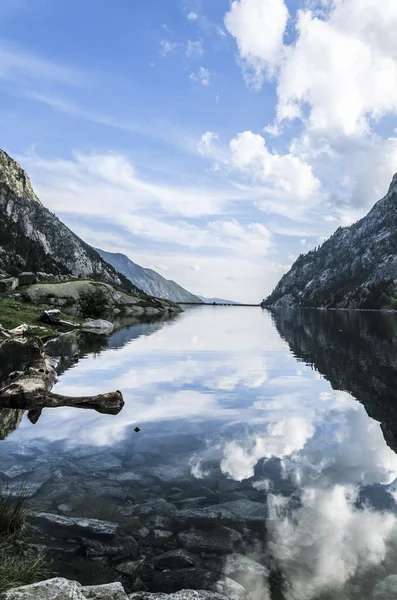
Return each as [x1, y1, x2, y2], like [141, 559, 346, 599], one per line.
[2, 307, 397, 600]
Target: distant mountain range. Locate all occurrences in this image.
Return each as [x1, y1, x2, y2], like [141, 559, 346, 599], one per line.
[265, 172, 397, 309]
[198, 296, 240, 304]
[95, 249, 203, 304]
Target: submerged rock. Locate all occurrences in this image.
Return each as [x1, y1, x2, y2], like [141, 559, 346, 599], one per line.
[29, 512, 119, 538]
[177, 527, 242, 555]
[153, 549, 198, 571]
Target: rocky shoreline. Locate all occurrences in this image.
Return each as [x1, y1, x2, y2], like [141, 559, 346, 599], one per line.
[0, 578, 232, 600]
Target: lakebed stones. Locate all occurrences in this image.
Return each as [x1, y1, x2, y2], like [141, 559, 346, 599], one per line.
[177, 527, 242, 555]
[153, 549, 198, 571]
[40, 309, 61, 324]
[29, 513, 119, 538]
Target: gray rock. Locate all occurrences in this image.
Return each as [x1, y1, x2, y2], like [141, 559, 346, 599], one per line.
[151, 570, 220, 595]
[223, 554, 268, 581]
[3, 481, 44, 497]
[109, 471, 142, 483]
[153, 549, 198, 570]
[148, 529, 174, 546]
[217, 480, 241, 494]
[0, 277, 18, 292]
[0, 464, 33, 479]
[29, 512, 119, 538]
[0, 577, 86, 599]
[40, 309, 61, 324]
[177, 527, 242, 554]
[82, 583, 128, 600]
[214, 579, 245, 600]
[129, 593, 229, 600]
[78, 454, 122, 471]
[18, 272, 37, 286]
[82, 319, 114, 333]
[116, 559, 145, 579]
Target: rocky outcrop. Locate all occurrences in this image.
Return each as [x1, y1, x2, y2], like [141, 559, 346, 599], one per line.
[95, 249, 203, 304]
[0, 579, 231, 600]
[0, 150, 137, 292]
[264, 172, 397, 308]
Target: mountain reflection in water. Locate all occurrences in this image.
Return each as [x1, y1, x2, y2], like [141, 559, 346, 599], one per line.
[1, 307, 397, 599]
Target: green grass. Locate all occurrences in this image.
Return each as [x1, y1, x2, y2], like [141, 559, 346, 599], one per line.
[0, 296, 81, 336]
[0, 486, 28, 540]
[0, 486, 49, 592]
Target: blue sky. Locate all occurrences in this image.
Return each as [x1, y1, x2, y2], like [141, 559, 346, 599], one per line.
[1, 0, 397, 302]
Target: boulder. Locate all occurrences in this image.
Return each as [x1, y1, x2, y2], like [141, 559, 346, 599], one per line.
[29, 512, 119, 538]
[116, 559, 145, 579]
[18, 272, 37, 286]
[0, 277, 18, 292]
[214, 579, 245, 600]
[40, 309, 61, 324]
[151, 569, 220, 594]
[129, 593, 229, 600]
[0, 577, 86, 599]
[82, 583, 128, 600]
[153, 549, 198, 571]
[82, 319, 114, 334]
[177, 527, 242, 555]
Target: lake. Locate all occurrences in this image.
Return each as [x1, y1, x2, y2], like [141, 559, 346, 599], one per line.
[1, 306, 397, 600]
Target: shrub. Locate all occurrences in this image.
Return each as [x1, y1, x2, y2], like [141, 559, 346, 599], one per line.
[78, 287, 109, 319]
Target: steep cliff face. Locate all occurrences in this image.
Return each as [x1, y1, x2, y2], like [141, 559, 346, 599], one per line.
[0, 150, 137, 292]
[265, 173, 397, 308]
[95, 248, 203, 303]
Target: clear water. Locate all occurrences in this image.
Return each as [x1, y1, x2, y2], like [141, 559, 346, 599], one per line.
[2, 307, 397, 600]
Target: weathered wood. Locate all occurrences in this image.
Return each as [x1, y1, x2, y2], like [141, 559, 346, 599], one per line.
[0, 337, 124, 421]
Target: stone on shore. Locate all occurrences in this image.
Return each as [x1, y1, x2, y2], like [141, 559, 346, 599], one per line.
[82, 319, 114, 333]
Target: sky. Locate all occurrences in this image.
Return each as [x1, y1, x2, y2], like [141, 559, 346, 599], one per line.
[1, 0, 397, 302]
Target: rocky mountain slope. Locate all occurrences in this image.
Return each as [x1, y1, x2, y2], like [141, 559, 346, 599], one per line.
[0, 150, 138, 293]
[96, 248, 203, 303]
[264, 172, 397, 309]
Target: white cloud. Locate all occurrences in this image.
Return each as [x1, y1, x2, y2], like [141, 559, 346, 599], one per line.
[187, 12, 198, 21]
[0, 44, 85, 86]
[268, 485, 397, 599]
[186, 39, 204, 58]
[190, 66, 210, 86]
[229, 131, 320, 199]
[197, 131, 219, 155]
[276, 7, 397, 136]
[160, 40, 180, 56]
[220, 417, 315, 480]
[224, 0, 289, 87]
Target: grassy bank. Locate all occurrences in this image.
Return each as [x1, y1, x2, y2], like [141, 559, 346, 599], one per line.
[0, 296, 81, 336]
[0, 487, 48, 592]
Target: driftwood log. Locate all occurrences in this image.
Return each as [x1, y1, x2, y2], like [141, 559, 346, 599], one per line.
[0, 338, 124, 423]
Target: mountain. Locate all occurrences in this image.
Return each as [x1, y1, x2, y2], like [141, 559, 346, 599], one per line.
[95, 248, 203, 303]
[272, 309, 397, 456]
[198, 296, 239, 304]
[264, 172, 397, 309]
[0, 149, 138, 293]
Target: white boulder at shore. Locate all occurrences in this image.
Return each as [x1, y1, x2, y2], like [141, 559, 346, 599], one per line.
[0, 579, 231, 600]
[82, 319, 114, 333]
